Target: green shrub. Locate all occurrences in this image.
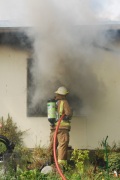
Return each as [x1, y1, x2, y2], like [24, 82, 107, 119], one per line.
[0, 115, 25, 146]
[13, 145, 50, 171]
[70, 149, 89, 174]
[13, 146, 32, 171]
[109, 152, 120, 172]
[17, 169, 47, 180]
[0, 142, 7, 154]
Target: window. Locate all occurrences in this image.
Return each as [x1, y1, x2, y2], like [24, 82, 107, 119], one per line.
[27, 58, 82, 117]
[27, 58, 47, 117]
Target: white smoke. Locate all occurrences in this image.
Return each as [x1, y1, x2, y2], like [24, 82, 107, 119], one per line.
[22, 0, 120, 116]
[0, 0, 120, 117]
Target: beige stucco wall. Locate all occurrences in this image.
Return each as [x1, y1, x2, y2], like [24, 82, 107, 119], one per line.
[0, 46, 50, 148]
[0, 46, 87, 149]
[1, 45, 120, 149]
[86, 47, 120, 149]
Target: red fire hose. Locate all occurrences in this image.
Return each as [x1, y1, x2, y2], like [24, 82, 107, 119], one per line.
[53, 114, 67, 180]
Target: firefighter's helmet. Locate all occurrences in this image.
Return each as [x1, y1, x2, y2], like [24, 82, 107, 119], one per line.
[55, 86, 69, 95]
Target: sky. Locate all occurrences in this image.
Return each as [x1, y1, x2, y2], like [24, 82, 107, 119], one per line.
[0, 0, 120, 25]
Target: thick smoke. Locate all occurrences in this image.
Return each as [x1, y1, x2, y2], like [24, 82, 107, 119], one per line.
[1, 0, 120, 147]
[23, 0, 120, 116]
[5, 0, 117, 117]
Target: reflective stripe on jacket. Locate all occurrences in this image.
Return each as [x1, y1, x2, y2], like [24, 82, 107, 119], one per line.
[57, 100, 72, 117]
[54, 100, 72, 129]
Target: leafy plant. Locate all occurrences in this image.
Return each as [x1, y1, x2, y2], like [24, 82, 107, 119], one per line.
[0, 142, 7, 154]
[0, 114, 25, 146]
[13, 146, 32, 171]
[17, 169, 47, 180]
[65, 172, 81, 180]
[109, 152, 120, 172]
[70, 149, 89, 174]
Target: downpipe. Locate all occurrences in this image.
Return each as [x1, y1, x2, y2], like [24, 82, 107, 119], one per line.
[53, 114, 67, 180]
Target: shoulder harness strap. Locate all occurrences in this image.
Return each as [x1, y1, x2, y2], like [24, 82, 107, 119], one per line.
[59, 100, 64, 116]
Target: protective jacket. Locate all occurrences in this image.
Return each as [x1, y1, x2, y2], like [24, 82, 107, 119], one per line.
[50, 97, 72, 130]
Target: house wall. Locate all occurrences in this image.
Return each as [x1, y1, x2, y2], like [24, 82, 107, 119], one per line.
[1, 45, 120, 150]
[0, 46, 87, 149]
[86, 47, 120, 149]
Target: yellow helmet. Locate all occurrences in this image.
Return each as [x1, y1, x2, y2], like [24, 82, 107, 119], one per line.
[55, 86, 69, 95]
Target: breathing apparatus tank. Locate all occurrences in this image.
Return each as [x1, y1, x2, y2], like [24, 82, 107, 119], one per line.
[47, 99, 57, 125]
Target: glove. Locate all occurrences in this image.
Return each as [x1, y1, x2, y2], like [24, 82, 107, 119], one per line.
[63, 115, 70, 121]
[48, 119, 55, 126]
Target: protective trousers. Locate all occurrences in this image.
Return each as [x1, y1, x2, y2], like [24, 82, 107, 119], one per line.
[48, 129, 69, 164]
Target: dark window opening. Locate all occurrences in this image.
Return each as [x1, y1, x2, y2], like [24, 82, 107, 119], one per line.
[27, 58, 83, 117]
[27, 58, 47, 117]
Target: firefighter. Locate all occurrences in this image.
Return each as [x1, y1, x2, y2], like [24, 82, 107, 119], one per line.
[48, 86, 72, 167]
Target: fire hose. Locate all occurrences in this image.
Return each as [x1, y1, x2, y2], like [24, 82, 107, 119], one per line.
[53, 114, 67, 180]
